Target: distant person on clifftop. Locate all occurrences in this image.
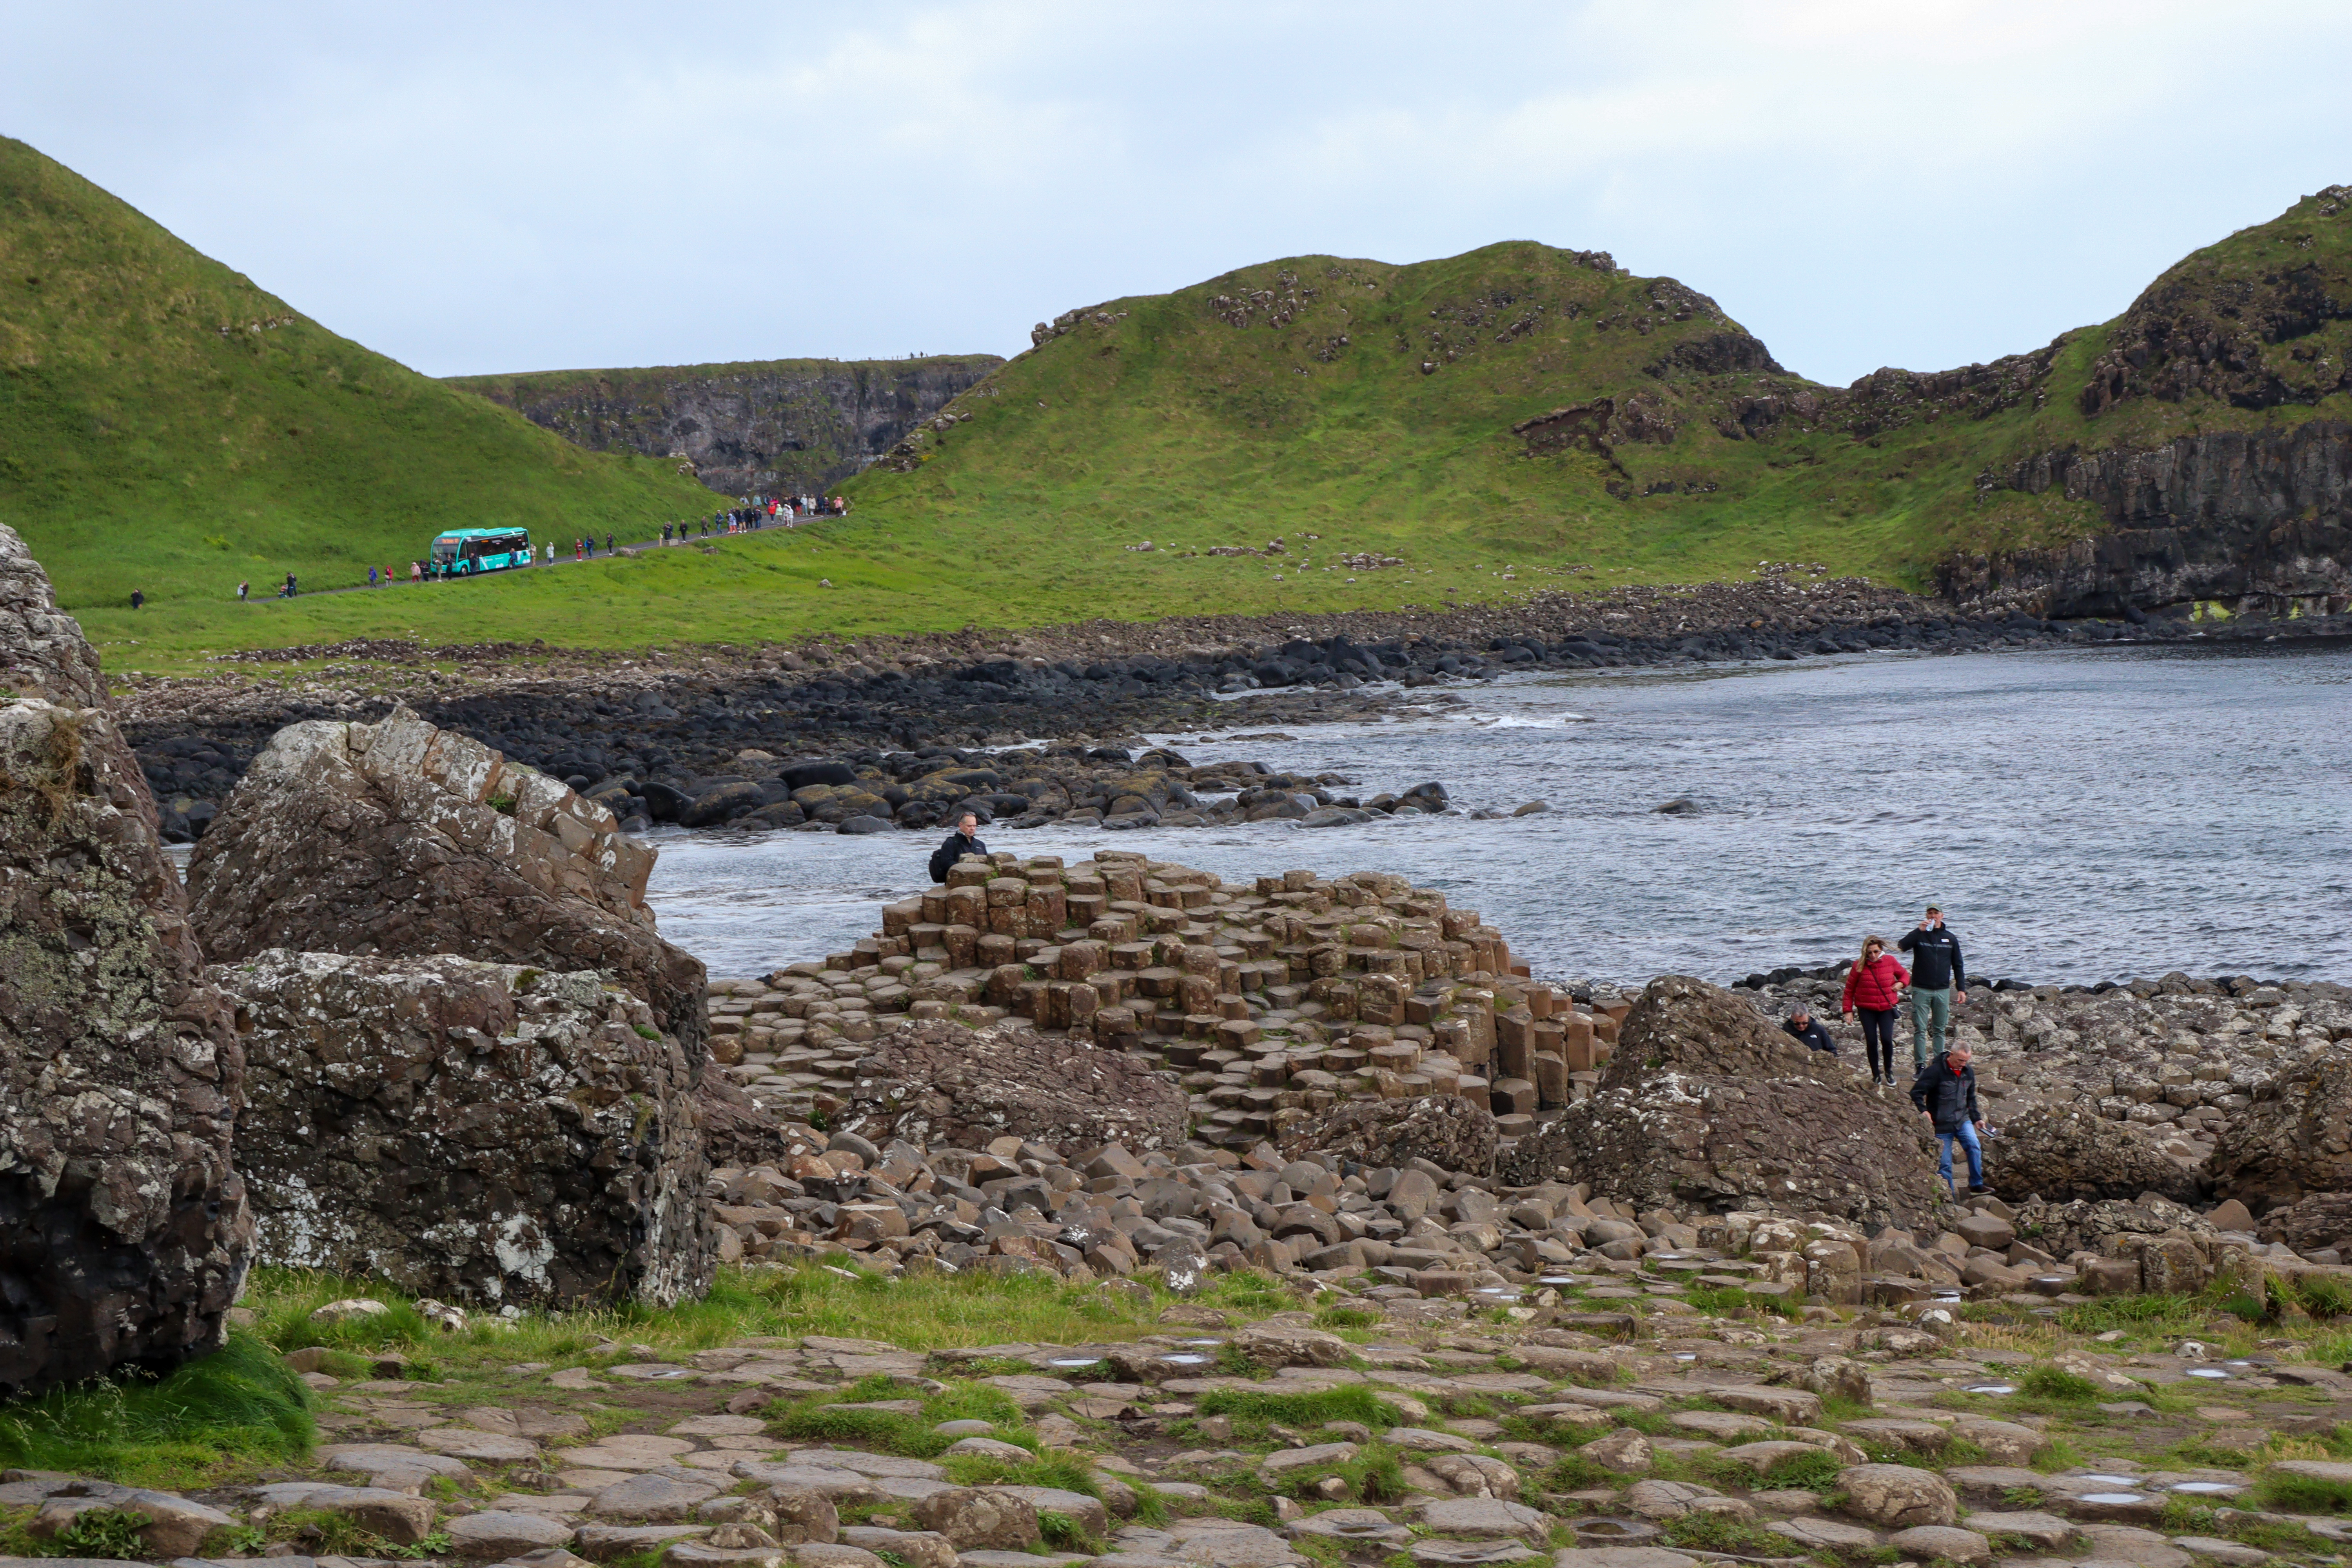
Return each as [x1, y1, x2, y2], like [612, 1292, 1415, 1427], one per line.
[237, 581, 249, 601]
[1910, 1044, 1988, 1195]
[1781, 1005, 1834, 1054]
[1842, 934, 1910, 1086]
[1898, 906, 1966, 1069]
[130, 588, 144, 610]
[283, 572, 298, 598]
[928, 811, 987, 884]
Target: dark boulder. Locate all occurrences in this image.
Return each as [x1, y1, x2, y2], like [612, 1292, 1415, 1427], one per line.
[1985, 1103, 2206, 1205]
[215, 949, 713, 1307]
[0, 525, 252, 1397]
[2210, 1044, 2352, 1209]
[680, 780, 766, 827]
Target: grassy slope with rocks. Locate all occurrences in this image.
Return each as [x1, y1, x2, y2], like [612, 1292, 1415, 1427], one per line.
[0, 136, 717, 614]
[7, 1257, 2350, 1564]
[846, 187, 2351, 604]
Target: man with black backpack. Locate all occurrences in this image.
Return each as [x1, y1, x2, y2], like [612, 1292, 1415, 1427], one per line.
[928, 811, 986, 884]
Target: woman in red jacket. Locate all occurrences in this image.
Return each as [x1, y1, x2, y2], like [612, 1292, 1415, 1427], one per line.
[1842, 935, 1910, 1087]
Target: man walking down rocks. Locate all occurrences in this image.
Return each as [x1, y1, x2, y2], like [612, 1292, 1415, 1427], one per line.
[1910, 1044, 1989, 1194]
[1897, 904, 1966, 1069]
[927, 811, 986, 883]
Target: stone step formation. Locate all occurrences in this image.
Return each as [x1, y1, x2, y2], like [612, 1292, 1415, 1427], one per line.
[706, 851, 1626, 1152]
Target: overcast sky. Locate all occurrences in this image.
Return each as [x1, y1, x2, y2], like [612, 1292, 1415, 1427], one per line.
[9, 1, 2347, 386]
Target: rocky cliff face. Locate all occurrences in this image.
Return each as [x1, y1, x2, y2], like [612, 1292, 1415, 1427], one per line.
[0, 525, 251, 1396]
[450, 356, 1002, 497]
[1940, 185, 2352, 619]
[1939, 422, 2352, 619]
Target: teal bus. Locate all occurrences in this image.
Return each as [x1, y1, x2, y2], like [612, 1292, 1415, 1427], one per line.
[427, 527, 533, 578]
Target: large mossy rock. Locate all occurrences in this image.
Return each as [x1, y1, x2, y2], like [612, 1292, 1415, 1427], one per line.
[0, 524, 251, 1395]
[214, 949, 713, 1307]
[185, 705, 705, 1049]
[1504, 975, 1944, 1227]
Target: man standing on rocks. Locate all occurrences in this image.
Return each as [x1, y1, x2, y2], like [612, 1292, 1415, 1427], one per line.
[1910, 1044, 1988, 1194]
[1898, 904, 1966, 1068]
[928, 811, 986, 884]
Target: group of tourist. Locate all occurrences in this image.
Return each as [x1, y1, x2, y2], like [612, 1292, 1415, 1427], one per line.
[1780, 906, 1987, 1194]
[659, 492, 849, 546]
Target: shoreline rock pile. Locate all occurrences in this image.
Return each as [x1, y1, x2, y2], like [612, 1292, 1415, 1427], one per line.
[1745, 965, 2352, 1212]
[618, 745, 1446, 837]
[0, 524, 252, 1397]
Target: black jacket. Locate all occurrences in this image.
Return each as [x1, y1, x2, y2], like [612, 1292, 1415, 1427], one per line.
[1782, 1017, 1835, 1053]
[928, 830, 985, 884]
[1909, 1058, 1982, 1131]
[1898, 925, 1966, 990]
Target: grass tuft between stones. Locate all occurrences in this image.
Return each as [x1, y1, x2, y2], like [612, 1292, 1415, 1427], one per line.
[0, 1330, 314, 1489]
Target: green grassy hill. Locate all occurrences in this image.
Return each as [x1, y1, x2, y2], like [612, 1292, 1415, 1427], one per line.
[843, 192, 2351, 598]
[29, 141, 2348, 675]
[0, 136, 715, 612]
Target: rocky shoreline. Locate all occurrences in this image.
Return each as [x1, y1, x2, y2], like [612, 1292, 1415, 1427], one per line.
[16, 505, 2352, 1568]
[117, 574, 2352, 843]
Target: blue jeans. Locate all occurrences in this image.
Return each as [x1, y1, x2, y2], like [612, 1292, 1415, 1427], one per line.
[1910, 986, 1952, 1067]
[1938, 1122, 1983, 1189]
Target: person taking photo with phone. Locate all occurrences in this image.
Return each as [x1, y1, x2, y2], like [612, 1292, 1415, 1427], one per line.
[1897, 904, 1966, 1070]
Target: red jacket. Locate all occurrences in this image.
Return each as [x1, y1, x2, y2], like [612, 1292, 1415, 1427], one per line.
[1843, 953, 1910, 1013]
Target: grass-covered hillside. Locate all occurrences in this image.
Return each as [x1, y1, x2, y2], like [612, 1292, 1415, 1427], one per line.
[29, 145, 2350, 672]
[0, 137, 716, 613]
[845, 186, 2352, 599]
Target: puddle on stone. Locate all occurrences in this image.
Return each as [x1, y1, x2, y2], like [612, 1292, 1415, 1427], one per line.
[2185, 1367, 2232, 1379]
[2078, 1492, 2148, 1506]
[1048, 1357, 1104, 1369]
[1157, 1353, 1211, 1367]
[2171, 1481, 2240, 1495]
[1964, 1383, 2018, 1395]
[2078, 1474, 2141, 1486]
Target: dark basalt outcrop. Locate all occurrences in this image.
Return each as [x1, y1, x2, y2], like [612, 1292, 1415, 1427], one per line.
[1507, 975, 1943, 1228]
[2209, 1043, 2352, 1210]
[838, 1019, 1189, 1152]
[1941, 422, 2352, 619]
[1984, 1102, 2207, 1206]
[450, 356, 1003, 496]
[0, 524, 251, 1396]
[215, 949, 712, 1307]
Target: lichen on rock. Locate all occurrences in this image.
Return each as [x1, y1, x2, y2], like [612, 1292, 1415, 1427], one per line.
[0, 523, 251, 1396]
[215, 949, 713, 1307]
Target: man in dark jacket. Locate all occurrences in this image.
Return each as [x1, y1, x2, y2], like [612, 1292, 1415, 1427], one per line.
[1910, 1045, 1987, 1194]
[1782, 1006, 1835, 1053]
[1897, 904, 1967, 1071]
[928, 812, 985, 884]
